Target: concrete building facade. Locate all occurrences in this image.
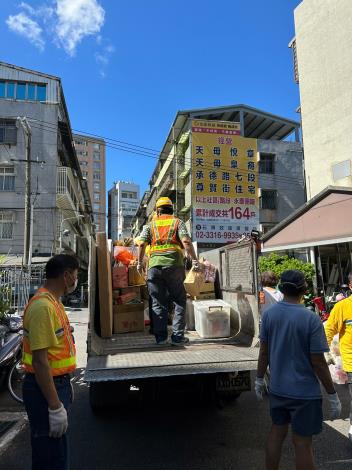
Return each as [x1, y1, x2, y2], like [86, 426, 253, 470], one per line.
[0, 62, 93, 267]
[73, 134, 106, 232]
[108, 181, 140, 241]
[132, 104, 305, 245]
[292, 0, 352, 198]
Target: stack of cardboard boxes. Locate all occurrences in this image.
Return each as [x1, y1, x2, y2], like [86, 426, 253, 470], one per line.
[96, 233, 147, 338]
[112, 265, 147, 334]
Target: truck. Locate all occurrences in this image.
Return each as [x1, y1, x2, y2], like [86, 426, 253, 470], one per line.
[84, 237, 261, 410]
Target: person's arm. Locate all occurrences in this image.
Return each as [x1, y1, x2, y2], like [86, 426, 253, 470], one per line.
[257, 341, 269, 378]
[324, 305, 340, 347]
[181, 236, 197, 261]
[137, 242, 146, 265]
[32, 349, 61, 409]
[310, 353, 335, 394]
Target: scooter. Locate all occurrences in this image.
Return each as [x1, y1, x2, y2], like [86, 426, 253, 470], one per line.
[0, 313, 24, 403]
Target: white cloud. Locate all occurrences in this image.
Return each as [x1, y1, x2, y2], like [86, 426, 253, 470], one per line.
[6, 12, 45, 50]
[94, 42, 115, 78]
[55, 0, 105, 56]
[5, 0, 113, 77]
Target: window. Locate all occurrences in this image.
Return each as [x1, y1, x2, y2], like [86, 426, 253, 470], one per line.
[260, 190, 277, 210]
[94, 183, 100, 191]
[93, 172, 100, 180]
[259, 153, 275, 174]
[16, 83, 26, 100]
[0, 82, 47, 101]
[74, 139, 87, 146]
[0, 212, 13, 239]
[78, 151, 88, 156]
[37, 84, 46, 101]
[6, 83, 15, 98]
[93, 203, 100, 211]
[93, 162, 100, 170]
[93, 143, 100, 150]
[93, 152, 100, 161]
[0, 120, 17, 145]
[28, 84, 35, 100]
[80, 161, 88, 166]
[121, 191, 137, 199]
[94, 193, 100, 201]
[0, 167, 15, 191]
[82, 171, 88, 178]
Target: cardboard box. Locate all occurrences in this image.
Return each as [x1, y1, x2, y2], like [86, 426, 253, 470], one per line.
[113, 302, 145, 334]
[200, 282, 215, 293]
[112, 265, 128, 289]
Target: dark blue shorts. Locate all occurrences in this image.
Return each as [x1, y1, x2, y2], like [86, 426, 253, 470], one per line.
[269, 394, 323, 437]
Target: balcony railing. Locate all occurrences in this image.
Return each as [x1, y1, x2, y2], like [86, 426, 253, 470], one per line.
[56, 166, 85, 217]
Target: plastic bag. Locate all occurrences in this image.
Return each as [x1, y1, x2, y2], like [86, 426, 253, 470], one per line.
[113, 246, 135, 266]
[202, 260, 217, 283]
[329, 356, 348, 385]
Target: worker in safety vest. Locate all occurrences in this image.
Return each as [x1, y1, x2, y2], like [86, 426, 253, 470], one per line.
[22, 254, 78, 470]
[137, 197, 199, 345]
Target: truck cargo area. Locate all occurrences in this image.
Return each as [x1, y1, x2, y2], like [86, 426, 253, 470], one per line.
[85, 238, 260, 385]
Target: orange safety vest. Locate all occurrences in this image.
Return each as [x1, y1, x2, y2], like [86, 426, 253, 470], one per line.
[150, 215, 183, 256]
[22, 288, 76, 376]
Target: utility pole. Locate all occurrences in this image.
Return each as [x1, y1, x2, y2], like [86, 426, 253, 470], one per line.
[18, 117, 32, 267]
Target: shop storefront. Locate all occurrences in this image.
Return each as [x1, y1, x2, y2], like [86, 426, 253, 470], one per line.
[261, 187, 352, 296]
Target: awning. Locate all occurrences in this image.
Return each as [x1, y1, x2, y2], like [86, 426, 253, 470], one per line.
[262, 186, 352, 252]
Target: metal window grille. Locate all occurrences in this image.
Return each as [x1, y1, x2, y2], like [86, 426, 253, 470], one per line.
[0, 120, 17, 145]
[259, 153, 275, 174]
[260, 190, 277, 210]
[0, 212, 14, 239]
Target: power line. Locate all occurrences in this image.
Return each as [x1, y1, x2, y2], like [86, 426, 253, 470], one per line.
[4, 116, 301, 185]
[26, 120, 305, 188]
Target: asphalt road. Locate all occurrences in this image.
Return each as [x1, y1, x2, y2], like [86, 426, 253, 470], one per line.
[1, 308, 352, 470]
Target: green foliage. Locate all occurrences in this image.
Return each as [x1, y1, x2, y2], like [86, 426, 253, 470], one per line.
[258, 253, 315, 285]
[0, 286, 10, 321]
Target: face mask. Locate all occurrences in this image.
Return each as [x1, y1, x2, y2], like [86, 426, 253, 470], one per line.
[65, 274, 78, 295]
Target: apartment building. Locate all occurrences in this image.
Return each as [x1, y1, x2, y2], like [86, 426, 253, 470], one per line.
[0, 62, 93, 267]
[108, 181, 140, 241]
[132, 104, 305, 250]
[73, 134, 106, 232]
[291, 0, 352, 198]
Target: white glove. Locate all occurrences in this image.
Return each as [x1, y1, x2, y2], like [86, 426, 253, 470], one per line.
[325, 352, 335, 365]
[254, 377, 265, 401]
[136, 262, 144, 277]
[48, 403, 68, 438]
[327, 392, 341, 420]
[192, 260, 200, 272]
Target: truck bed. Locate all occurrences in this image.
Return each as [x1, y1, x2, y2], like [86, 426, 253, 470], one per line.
[85, 342, 259, 382]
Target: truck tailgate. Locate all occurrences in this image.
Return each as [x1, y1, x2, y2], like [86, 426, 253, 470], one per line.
[84, 344, 259, 382]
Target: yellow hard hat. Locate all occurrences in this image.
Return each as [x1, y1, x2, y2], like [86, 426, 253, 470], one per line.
[156, 197, 173, 209]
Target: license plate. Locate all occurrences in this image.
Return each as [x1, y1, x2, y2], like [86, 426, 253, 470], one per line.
[216, 371, 251, 392]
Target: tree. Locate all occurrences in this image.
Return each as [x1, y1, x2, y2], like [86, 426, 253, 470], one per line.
[259, 253, 315, 286]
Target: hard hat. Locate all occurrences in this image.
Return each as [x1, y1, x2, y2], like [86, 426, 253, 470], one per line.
[156, 197, 173, 209]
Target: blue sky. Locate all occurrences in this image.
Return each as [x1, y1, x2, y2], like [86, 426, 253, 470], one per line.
[0, 0, 301, 196]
